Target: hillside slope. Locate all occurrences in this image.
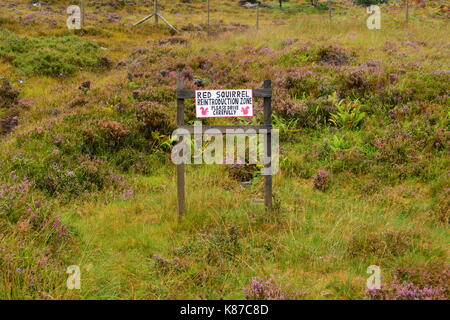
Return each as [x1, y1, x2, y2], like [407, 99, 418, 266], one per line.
[0, 0, 449, 299]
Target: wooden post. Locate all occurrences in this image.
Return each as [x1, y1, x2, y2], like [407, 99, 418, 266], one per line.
[263, 80, 272, 211]
[328, 0, 332, 22]
[406, 0, 409, 24]
[176, 79, 185, 217]
[80, 0, 85, 28]
[256, 5, 259, 30]
[155, 0, 159, 24]
[207, 0, 210, 34]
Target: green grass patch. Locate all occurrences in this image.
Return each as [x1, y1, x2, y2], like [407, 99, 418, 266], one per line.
[0, 29, 110, 76]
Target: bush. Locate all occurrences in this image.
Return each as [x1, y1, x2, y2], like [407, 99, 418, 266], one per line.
[312, 169, 329, 191]
[244, 277, 286, 300]
[0, 30, 110, 76]
[367, 263, 449, 300]
[134, 101, 175, 138]
[315, 46, 349, 66]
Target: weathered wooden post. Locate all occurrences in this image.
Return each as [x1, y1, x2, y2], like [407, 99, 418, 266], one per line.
[406, 0, 409, 24]
[154, 0, 159, 24]
[176, 79, 185, 217]
[328, 0, 332, 22]
[207, 0, 210, 34]
[263, 80, 272, 211]
[256, 5, 260, 30]
[134, 0, 178, 32]
[80, 0, 85, 28]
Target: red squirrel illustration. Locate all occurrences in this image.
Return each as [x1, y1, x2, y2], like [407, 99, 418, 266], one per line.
[241, 106, 250, 115]
[199, 107, 208, 116]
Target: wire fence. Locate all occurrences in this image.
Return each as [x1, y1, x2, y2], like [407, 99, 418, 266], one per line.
[2, 0, 448, 31]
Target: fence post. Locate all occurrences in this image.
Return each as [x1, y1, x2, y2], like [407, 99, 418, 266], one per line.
[176, 79, 185, 217]
[80, 0, 85, 28]
[406, 0, 409, 24]
[256, 5, 259, 30]
[328, 0, 332, 22]
[263, 80, 272, 211]
[207, 0, 210, 33]
[155, 0, 159, 24]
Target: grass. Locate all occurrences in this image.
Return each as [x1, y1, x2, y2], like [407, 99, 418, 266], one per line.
[0, 0, 449, 300]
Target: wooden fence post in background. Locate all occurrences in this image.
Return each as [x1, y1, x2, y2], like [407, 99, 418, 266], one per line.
[256, 5, 259, 30]
[176, 79, 185, 217]
[328, 0, 332, 22]
[134, 0, 179, 32]
[154, 0, 159, 24]
[80, 0, 85, 28]
[207, 0, 210, 34]
[263, 80, 272, 212]
[406, 0, 409, 24]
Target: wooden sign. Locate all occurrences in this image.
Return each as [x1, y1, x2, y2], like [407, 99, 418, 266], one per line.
[195, 89, 253, 118]
[175, 80, 273, 217]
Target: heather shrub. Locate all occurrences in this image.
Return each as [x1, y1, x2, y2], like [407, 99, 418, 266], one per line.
[134, 101, 175, 139]
[312, 169, 329, 191]
[134, 86, 175, 104]
[0, 80, 19, 108]
[314, 46, 350, 66]
[273, 92, 337, 128]
[244, 277, 286, 300]
[337, 68, 385, 100]
[0, 80, 23, 135]
[96, 119, 131, 150]
[28, 156, 113, 197]
[0, 172, 74, 299]
[0, 30, 109, 76]
[367, 263, 450, 300]
[372, 124, 419, 165]
[275, 69, 333, 98]
[152, 254, 186, 275]
[401, 73, 450, 103]
[226, 161, 257, 182]
[0, 172, 34, 224]
[371, 121, 445, 181]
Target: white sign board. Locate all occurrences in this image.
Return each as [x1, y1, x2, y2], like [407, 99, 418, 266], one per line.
[195, 89, 253, 118]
